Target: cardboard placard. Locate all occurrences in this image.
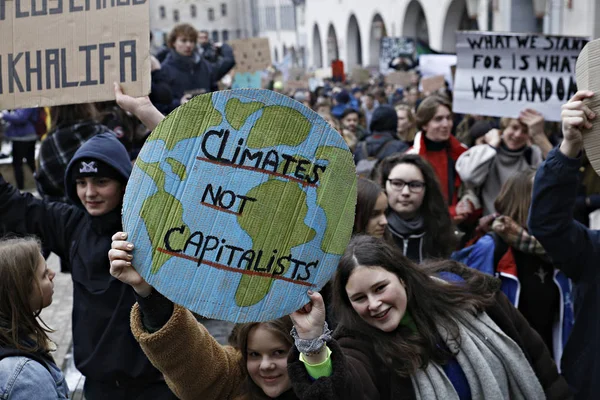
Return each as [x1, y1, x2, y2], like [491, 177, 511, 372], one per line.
[379, 37, 416, 74]
[575, 39, 600, 176]
[453, 31, 588, 121]
[385, 71, 412, 87]
[0, 0, 150, 109]
[286, 80, 309, 92]
[229, 38, 272, 74]
[350, 67, 370, 84]
[313, 68, 332, 79]
[122, 89, 357, 322]
[421, 75, 446, 94]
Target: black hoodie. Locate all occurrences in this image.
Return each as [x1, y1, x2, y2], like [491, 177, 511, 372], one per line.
[354, 105, 408, 162]
[0, 133, 163, 384]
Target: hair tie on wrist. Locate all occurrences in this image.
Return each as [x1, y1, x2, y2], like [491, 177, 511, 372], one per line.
[290, 322, 332, 356]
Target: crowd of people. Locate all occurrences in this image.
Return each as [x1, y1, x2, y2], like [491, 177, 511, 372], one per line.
[0, 21, 599, 400]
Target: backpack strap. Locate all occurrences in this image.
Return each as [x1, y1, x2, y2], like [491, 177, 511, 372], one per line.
[489, 232, 509, 270]
[373, 138, 396, 159]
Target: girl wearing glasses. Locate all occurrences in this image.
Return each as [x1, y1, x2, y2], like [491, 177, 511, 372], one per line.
[379, 154, 456, 263]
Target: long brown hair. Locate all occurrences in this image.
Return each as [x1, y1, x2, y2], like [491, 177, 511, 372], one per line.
[380, 153, 456, 258]
[50, 103, 99, 132]
[0, 237, 53, 353]
[333, 235, 500, 377]
[230, 317, 294, 400]
[354, 178, 385, 235]
[494, 168, 537, 227]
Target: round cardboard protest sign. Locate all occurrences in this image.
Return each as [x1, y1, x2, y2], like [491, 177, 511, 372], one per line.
[576, 38, 600, 175]
[122, 89, 357, 322]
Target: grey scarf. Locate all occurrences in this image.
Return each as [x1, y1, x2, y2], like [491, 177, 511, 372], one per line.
[387, 212, 424, 236]
[411, 310, 545, 400]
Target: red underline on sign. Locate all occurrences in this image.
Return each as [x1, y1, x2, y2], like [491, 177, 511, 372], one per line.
[195, 156, 317, 187]
[200, 202, 241, 215]
[157, 247, 315, 287]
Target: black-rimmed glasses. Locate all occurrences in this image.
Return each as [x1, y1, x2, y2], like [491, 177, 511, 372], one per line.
[386, 179, 425, 193]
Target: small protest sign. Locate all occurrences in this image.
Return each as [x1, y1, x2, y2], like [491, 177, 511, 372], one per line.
[575, 39, 600, 176]
[350, 67, 370, 84]
[0, 0, 150, 109]
[122, 89, 357, 322]
[453, 31, 588, 121]
[385, 71, 412, 87]
[286, 80, 309, 92]
[231, 72, 263, 89]
[422, 75, 446, 94]
[419, 54, 457, 89]
[380, 37, 416, 74]
[229, 38, 272, 74]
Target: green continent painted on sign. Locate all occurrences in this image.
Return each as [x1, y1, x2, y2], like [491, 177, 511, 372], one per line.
[315, 146, 357, 255]
[236, 179, 316, 306]
[147, 93, 223, 151]
[247, 106, 311, 149]
[225, 98, 264, 130]
[166, 157, 187, 181]
[136, 159, 190, 274]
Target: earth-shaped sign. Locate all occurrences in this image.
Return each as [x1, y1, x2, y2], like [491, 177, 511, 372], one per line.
[122, 89, 357, 322]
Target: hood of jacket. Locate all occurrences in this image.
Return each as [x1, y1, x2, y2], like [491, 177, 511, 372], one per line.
[369, 105, 398, 133]
[64, 132, 131, 207]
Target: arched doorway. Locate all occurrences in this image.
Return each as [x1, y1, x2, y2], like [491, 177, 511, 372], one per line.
[441, 0, 479, 52]
[369, 14, 387, 68]
[511, 0, 543, 33]
[327, 24, 339, 64]
[346, 14, 363, 68]
[402, 0, 429, 46]
[312, 24, 323, 68]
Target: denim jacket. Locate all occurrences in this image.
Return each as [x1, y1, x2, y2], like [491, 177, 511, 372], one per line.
[0, 355, 69, 399]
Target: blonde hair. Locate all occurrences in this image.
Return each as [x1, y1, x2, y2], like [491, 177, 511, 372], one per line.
[494, 168, 536, 227]
[395, 104, 417, 142]
[0, 237, 53, 353]
[500, 117, 529, 135]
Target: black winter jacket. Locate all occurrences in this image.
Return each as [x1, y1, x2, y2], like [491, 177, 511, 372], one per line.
[529, 147, 600, 399]
[160, 46, 235, 113]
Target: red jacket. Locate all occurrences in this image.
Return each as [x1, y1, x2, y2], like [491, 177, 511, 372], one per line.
[407, 132, 467, 218]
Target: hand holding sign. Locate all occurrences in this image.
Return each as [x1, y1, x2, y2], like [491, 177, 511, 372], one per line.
[109, 232, 152, 297]
[559, 91, 596, 158]
[290, 291, 326, 340]
[122, 89, 356, 322]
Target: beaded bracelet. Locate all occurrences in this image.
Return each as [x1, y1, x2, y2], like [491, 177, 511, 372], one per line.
[290, 322, 332, 356]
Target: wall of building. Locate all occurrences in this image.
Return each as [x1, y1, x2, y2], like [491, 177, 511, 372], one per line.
[150, 0, 248, 46]
[301, 0, 599, 70]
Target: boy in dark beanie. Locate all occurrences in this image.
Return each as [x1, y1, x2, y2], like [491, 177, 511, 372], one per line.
[354, 105, 409, 164]
[0, 132, 176, 400]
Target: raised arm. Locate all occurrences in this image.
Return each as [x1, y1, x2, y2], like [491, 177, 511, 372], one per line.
[109, 232, 245, 400]
[455, 129, 501, 187]
[528, 90, 600, 282]
[114, 82, 165, 131]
